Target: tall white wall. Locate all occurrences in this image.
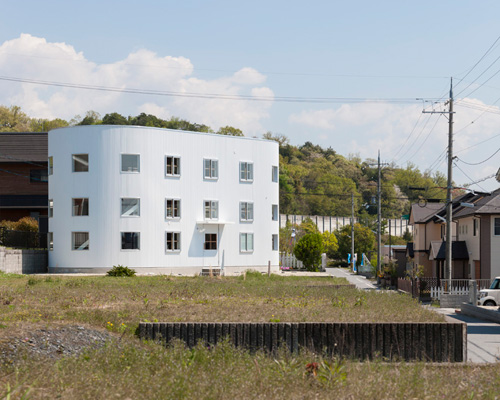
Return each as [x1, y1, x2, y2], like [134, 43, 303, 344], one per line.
[48, 126, 279, 274]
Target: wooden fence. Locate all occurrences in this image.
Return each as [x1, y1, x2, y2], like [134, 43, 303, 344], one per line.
[398, 278, 493, 300]
[139, 321, 466, 362]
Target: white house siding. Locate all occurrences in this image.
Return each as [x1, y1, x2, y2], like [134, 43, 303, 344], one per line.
[457, 216, 480, 278]
[48, 126, 279, 274]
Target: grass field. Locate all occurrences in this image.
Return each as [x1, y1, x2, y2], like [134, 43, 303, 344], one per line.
[1, 271, 499, 399]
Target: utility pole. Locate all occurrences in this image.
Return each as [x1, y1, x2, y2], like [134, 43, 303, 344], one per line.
[422, 78, 454, 292]
[351, 192, 355, 272]
[377, 151, 382, 274]
[445, 79, 454, 292]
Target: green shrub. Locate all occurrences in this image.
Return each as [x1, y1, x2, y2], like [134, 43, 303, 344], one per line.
[107, 265, 136, 277]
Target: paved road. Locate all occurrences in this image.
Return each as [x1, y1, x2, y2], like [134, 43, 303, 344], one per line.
[431, 307, 500, 363]
[327, 268, 376, 290]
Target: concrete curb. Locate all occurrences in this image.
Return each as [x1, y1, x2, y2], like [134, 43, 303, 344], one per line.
[461, 303, 500, 324]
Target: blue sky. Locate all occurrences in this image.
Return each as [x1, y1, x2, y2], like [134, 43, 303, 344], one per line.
[1, 0, 499, 190]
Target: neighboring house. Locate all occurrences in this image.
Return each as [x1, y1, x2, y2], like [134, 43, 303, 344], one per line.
[0, 132, 48, 231]
[408, 188, 500, 280]
[48, 125, 280, 274]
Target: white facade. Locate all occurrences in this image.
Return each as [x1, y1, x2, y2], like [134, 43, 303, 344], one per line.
[48, 125, 279, 274]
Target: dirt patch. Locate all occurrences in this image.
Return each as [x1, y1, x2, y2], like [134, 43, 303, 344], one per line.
[0, 323, 116, 365]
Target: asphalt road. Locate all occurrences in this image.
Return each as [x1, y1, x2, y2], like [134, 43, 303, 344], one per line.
[327, 267, 377, 290]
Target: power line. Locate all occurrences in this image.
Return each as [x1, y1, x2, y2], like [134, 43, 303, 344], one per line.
[455, 132, 500, 155]
[390, 113, 423, 161]
[453, 162, 489, 192]
[393, 113, 433, 163]
[456, 147, 500, 166]
[401, 114, 442, 165]
[0, 75, 436, 104]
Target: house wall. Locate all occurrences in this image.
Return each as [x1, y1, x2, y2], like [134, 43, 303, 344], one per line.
[480, 215, 491, 279]
[0, 162, 48, 195]
[48, 126, 279, 274]
[489, 215, 500, 278]
[456, 216, 480, 279]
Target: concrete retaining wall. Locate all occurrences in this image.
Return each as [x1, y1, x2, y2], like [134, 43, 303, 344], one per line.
[0, 247, 48, 274]
[461, 304, 500, 324]
[440, 294, 469, 308]
[139, 321, 467, 362]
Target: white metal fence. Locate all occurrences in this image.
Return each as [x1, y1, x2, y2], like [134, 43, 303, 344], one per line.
[280, 253, 304, 270]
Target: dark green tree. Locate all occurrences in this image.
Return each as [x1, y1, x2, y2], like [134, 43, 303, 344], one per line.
[102, 113, 128, 125]
[293, 233, 324, 272]
[216, 126, 243, 136]
[336, 223, 375, 261]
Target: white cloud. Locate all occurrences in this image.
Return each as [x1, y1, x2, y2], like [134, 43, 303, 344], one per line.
[0, 34, 273, 135]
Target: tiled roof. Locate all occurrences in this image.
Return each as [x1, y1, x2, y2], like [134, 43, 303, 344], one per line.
[0, 132, 48, 162]
[428, 240, 469, 260]
[410, 202, 444, 223]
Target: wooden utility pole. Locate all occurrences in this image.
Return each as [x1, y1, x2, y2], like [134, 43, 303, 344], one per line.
[445, 79, 454, 292]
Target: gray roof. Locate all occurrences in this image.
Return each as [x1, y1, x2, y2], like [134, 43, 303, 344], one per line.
[410, 202, 444, 223]
[0, 132, 48, 162]
[429, 240, 469, 260]
[453, 188, 500, 218]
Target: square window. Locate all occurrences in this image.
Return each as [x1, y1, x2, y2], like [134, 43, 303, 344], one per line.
[272, 166, 278, 182]
[166, 156, 180, 176]
[49, 199, 53, 218]
[121, 232, 140, 250]
[240, 202, 254, 222]
[272, 204, 278, 221]
[495, 218, 500, 236]
[272, 234, 279, 251]
[204, 200, 218, 219]
[72, 154, 89, 172]
[121, 154, 140, 173]
[204, 233, 217, 250]
[72, 232, 89, 250]
[240, 162, 253, 182]
[48, 232, 53, 251]
[166, 232, 181, 251]
[30, 169, 48, 183]
[166, 199, 181, 218]
[72, 198, 89, 216]
[240, 233, 254, 252]
[204, 159, 218, 179]
[48, 156, 53, 176]
[121, 198, 140, 217]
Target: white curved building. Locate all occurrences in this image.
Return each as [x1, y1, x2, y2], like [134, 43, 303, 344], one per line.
[48, 125, 279, 274]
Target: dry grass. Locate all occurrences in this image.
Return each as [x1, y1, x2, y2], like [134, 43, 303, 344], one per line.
[2, 271, 480, 399]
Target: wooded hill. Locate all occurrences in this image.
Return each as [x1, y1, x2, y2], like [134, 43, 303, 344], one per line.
[1, 105, 450, 219]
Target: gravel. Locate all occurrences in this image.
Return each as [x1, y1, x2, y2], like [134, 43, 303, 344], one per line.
[0, 324, 116, 365]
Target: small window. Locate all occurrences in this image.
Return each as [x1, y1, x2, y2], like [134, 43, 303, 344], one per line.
[272, 234, 279, 251]
[48, 232, 53, 251]
[72, 232, 89, 250]
[72, 198, 89, 216]
[204, 200, 218, 219]
[240, 162, 253, 182]
[474, 219, 478, 236]
[204, 159, 218, 179]
[166, 199, 181, 219]
[166, 156, 180, 176]
[272, 166, 278, 182]
[48, 156, 53, 176]
[30, 169, 48, 183]
[166, 232, 181, 251]
[204, 233, 217, 250]
[49, 199, 53, 218]
[121, 232, 140, 250]
[272, 204, 278, 221]
[72, 154, 89, 172]
[495, 218, 500, 236]
[121, 198, 140, 217]
[240, 202, 254, 222]
[121, 154, 140, 173]
[240, 233, 254, 252]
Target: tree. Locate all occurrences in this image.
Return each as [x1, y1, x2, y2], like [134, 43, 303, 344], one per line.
[322, 231, 338, 259]
[102, 112, 128, 125]
[77, 111, 101, 125]
[293, 233, 324, 271]
[216, 126, 243, 136]
[0, 105, 31, 132]
[336, 223, 375, 261]
[262, 132, 289, 146]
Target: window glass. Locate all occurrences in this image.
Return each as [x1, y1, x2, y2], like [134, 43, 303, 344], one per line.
[49, 199, 53, 218]
[272, 204, 278, 221]
[204, 159, 218, 179]
[72, 198, 89, 216]
[48, 232, 53, 251]
[121, 198, 140, 217]
[121, 154, 140, 172]
[204, 201, 218, 219]
[72, 154, 89, 172]
[166, 232, 181, 251]
[240, 202, 254, 221]
[48, 156, 53, 175]
[72, 232, 89, 250]
[272, 234, 279, 251]
[204, 233, 217, 250]
[121, 232, 140, 250]
[272, 166, 278, 182]
[240, 233, 254, 252]
[166, 199, 181, 218]
[30, 169, 48, 183]
[166, 156, 180, 176]
[240, 162, 253, 181]
[495, 218, 500, 236]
